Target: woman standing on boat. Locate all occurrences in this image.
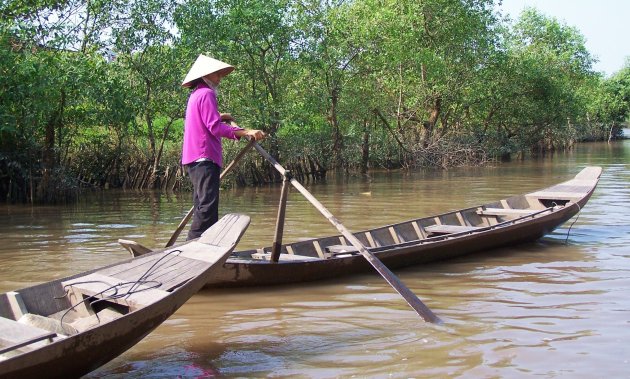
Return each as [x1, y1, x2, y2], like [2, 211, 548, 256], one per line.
[181, 54, 265, 240]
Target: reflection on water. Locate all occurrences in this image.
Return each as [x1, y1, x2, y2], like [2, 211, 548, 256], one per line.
[1, 140, 629, 377]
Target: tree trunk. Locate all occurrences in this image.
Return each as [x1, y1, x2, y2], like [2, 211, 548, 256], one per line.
[329, 87, 343, 167]
[37, 90, 65, 203]
[426, 96, 441, 133]
[149, 118, 175, 188]
[360, 118, 370, 175]
[609, 122, 615, 143]
[144, 79, 157, 188]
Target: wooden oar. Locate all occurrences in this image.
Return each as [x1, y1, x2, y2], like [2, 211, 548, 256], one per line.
[250, 140, 442, 323]
[165, 139, 257, 247]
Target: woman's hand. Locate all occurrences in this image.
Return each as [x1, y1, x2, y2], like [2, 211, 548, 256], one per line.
[235, 129, 266, 141]
[246, 129, 266, 141]
[231, 120, 266, 141]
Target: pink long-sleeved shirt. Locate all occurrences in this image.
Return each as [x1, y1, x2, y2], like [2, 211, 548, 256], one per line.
[181, 82, 241, 166]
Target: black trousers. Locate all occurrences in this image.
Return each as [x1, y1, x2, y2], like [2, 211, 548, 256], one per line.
[186, 160, 220, 240]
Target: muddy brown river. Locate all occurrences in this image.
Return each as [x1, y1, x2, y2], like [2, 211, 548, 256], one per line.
[1, 139, 628, 378]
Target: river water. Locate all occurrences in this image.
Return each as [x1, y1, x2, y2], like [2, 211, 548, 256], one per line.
[1, 139, 629, 378]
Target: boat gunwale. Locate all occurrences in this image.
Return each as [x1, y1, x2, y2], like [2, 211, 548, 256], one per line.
[231, 202, 582, 264]
[228, 167, 601, 266]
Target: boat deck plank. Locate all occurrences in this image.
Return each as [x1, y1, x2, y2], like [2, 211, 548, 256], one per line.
[251, 252, 320, 261]
[153, 264, 208, 291]
[425, 225, 480, 234]
[477, 208, 536, 216]
[0, 316, 56, 354]
[99, 252, 205, 291]
[528, 183, 595, 200]
[100, 252, 180, 278]
[100, 253, 183, 279]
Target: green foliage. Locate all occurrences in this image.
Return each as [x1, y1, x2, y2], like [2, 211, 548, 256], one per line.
[577, 61, 630, 140]
[0, 0, 622, 202]
[460, 7, 599, 156]
[601, 62, 630, 123]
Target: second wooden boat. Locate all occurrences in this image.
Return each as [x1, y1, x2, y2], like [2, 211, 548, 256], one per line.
[124, 167, 601, 289]
[0, 213, 250, 379]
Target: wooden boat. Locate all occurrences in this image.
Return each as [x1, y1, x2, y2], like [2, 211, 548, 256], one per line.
[0, 214, 250, 379]
[124, 167, 602, 289]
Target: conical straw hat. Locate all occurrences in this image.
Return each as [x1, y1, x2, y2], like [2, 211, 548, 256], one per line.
[181, 54, 235, 87]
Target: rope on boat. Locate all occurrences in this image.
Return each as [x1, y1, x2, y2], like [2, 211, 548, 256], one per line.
[564, 202, 582, 244]
[125, 248, 183, 294]
[55, 249, 183, 331]
[57, 280, 163, 329]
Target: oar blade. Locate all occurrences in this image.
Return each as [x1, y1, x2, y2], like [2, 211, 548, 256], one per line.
[368, 256, 443, 324]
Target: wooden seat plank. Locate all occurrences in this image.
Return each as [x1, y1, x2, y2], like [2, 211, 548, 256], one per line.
[0, 316, 56, 354]
[251, 252, 320, 261]
[323, 245, 362, 258]
[477, 208, 537, 216]
[325, 245, 359, 254]
[425, 225, 480, 234]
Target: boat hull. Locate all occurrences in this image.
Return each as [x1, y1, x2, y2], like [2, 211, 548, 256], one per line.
[3, 271, 207, 379]
[0, 214, 250, 379]
[203, 169, 599, 288]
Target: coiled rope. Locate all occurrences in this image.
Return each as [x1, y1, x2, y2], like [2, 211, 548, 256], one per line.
[55, 249, 183, 331]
